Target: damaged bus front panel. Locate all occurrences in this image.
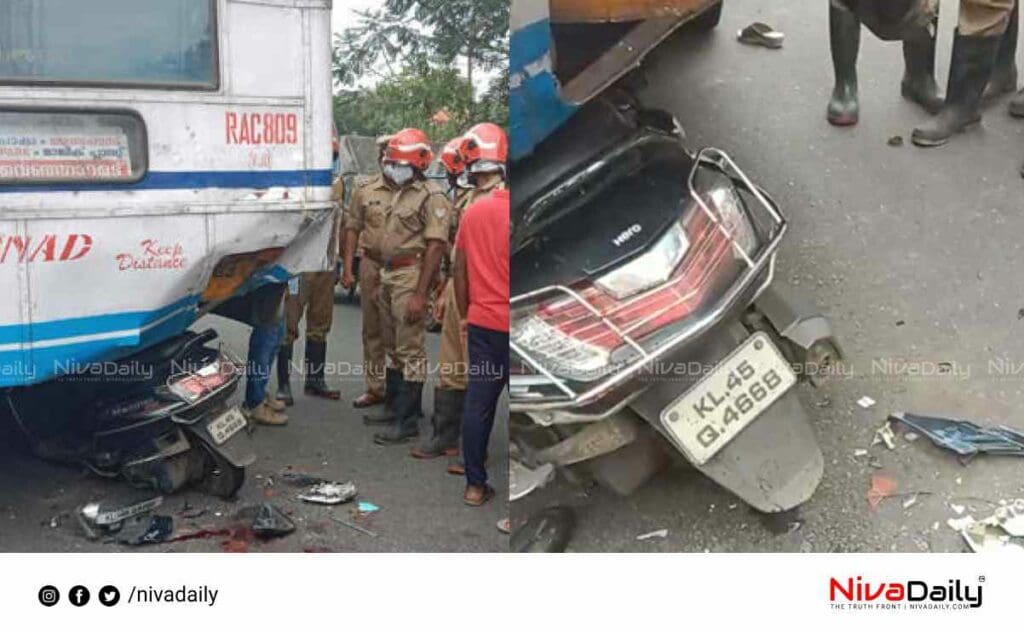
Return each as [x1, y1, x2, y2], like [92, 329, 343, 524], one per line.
[0, 0, 335, 388]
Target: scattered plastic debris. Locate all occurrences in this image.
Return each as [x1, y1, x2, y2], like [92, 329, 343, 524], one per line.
[872, 421, 896, 450]
[736, 22, 784, 48]
[298, 481, 357, 505]
[357, 501, 380, 515]
[251, 503, 296, 539]
[951, 503, 966, 515]
[947, 515, 975, 531]
[853, 449, 869, 458]
[115, 515, 173, 546]
[890, 412, 1024, 459]
[636, 528, 669, 541]
[867, 474, 898, 508]
[77, 495, 164, 540]
[857, 396, 876, 409]
[902, 494, 918, 510]
[952, 500, 1024, 552]
[887, 135, 904, 147]
[904, 432, 919, 442]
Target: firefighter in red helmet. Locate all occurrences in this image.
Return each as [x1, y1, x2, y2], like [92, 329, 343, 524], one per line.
[412, 123, 508, 468]
[343, 128, 452, 444]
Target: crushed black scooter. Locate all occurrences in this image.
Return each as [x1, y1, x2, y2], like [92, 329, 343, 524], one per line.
[510, 98, 841, 512]
[4, 329, 254, 499]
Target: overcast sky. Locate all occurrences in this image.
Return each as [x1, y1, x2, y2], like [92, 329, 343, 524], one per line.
[331, 0, 380, 34]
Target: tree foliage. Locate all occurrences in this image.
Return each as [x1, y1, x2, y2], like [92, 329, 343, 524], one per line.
[332, 0, 508, 140]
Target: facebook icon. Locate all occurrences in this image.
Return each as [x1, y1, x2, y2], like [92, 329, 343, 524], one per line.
[69, 585, 90, 607]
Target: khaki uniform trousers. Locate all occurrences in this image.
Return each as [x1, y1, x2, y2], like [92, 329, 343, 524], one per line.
[359, 257, 394, 397]
[284, 271, 335, 345]
[378, 265, 428, 384]
[437, 282, 469, 391]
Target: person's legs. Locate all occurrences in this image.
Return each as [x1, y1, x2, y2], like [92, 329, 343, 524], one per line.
[413, 283, 466, 458]
[901, 10, 943, 114]
[985, 0, 1018, 99]
[243, 284, 288, 425]
[828, 0, 862, 126]
[276, 280, 304, 406]
[356, 258, 386, 405]
[462, 325, 509, 504]
[373, 267, 426, 444]
[913, 0, 1012, 146]
[244, 316, 288, 424]
[303, 271, 341, 400]
[363, 268, 402, 425]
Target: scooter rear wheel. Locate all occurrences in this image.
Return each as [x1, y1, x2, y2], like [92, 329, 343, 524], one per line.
[196, 444, 245, 499]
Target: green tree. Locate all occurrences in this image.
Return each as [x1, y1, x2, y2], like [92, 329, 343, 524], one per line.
[333, 64, 480, 141]
[333, 0, 509, 88]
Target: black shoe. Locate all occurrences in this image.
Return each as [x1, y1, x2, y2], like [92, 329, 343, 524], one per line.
[1010, 87, 1024, 117]
[363, 368, 402, 426]
[276, 345, 294, 406]
[986, 1, 1019, 101]
[912, 31, 1001, 147]
[374, 381, 423, 445]
[410, 388, 464, 458]
[901, 20, 943, 114]
[303, 340, 340, 400]
[827, 2, 860, 126]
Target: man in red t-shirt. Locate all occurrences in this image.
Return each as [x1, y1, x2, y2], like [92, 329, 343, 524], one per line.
[453, 186, 509, 506]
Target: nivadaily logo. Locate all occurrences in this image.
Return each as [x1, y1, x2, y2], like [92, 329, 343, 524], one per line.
[829, 575, 984, 611]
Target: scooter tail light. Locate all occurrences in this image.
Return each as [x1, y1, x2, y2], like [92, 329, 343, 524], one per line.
[511, 182, 759, 385]
[167, 354, 237, 403]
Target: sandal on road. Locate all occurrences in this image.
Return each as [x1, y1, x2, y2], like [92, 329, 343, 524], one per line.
[737, 22, 784, 49]
[352, 392, 384, 408]
[464, 484, 495, 507]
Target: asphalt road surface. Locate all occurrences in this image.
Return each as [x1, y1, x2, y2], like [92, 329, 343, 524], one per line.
[512, 0, 1024, 552]
[0, 293, 509, 553]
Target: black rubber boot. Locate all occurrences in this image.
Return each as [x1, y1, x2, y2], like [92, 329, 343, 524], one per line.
[901, 20, 943, 114]
[827, 2, 860, 126]
[276, 345, 294, 406]
[410, 388, 464, 459]
[374, 381, 423, 445]
[912, 31, 1002, 147]
[303, 340, 340, 400]
[986, 1, 1019, 101]
[363, 368, 402, 426]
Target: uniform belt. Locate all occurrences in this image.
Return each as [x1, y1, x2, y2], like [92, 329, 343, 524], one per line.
[384, 254, 421, 271]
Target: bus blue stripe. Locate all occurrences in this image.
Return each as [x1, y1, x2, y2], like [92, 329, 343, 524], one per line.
[0, 169, 333, 194]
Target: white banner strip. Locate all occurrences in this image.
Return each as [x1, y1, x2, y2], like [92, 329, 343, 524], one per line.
[0, 553, 1016, 631]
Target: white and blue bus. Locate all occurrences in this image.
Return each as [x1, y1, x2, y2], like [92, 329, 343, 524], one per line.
[0, 0, 336, 388]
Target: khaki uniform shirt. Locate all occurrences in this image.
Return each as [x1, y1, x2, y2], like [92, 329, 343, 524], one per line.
[346, 174, 394, 255]
[347, 177, 451, 262]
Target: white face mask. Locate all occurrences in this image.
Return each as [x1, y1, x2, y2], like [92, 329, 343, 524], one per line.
[383, 162, 415, 187]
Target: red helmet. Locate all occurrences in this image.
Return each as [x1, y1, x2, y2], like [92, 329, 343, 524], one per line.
[460, 123, 508, 169]
[384, 128, 434, 171]
[440, 137, 466, 176]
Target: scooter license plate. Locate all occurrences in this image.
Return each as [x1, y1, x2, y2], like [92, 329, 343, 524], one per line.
[659, 332, 797, 466]
[207, 407, 248, 445]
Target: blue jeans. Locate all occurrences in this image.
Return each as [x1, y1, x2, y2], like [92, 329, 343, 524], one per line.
[244, 319, 285, 409]
[461, 325, 509, 487]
